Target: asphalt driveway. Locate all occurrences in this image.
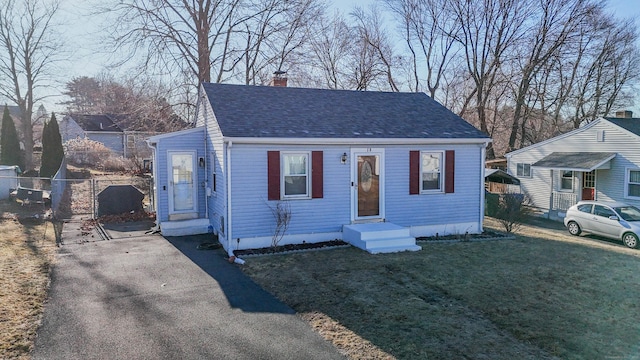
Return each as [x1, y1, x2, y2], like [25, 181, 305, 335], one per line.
[33, 231, 344, 360]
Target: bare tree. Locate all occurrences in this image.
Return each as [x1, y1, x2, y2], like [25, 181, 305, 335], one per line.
[449, 0, 530, 159]
[384, 0, 458, 97]
[237, 0, 325, 85]
[62, 74, 188, 132]
[0, 0, 63, 171]
[505, 0, 602, 152]
[307, 12, 355, 89]
[108, 0, 245, 85]
[351, 5, 401, 91]
[568, 16, 640, 127]
[108, 0, 326, 88]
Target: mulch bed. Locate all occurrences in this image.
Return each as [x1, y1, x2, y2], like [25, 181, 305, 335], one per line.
[233, 240, 349, 257]
[230, 230, 513, 257]
[417, 229, 513, 242]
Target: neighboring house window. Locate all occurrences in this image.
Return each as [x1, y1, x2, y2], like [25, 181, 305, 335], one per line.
[127, 135, 135, 149]
[627, 169, 640, 198]
[409, 150, 455, 194]
[267, 151, 323, 200]
[561, 170, 573, 191]
[516, 163, 531, 177]
[421, 151, 443, 192]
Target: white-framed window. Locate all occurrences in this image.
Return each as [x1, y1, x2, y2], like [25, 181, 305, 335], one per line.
[282, 152, 310, 198]
[421, 151, 443, 192]
[626, 168, 640, 198]
[561, 170, 573, 191]
[516, 163, 532, 178]
[126, 134, 135, 149]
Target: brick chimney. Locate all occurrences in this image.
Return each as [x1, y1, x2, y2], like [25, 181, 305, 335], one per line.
[269, 70, 287, 87]
[615, 110, 633, 118]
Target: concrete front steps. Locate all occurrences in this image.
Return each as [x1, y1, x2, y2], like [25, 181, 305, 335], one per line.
[159, 218, 210, 236]
[343, 222, 421, 254]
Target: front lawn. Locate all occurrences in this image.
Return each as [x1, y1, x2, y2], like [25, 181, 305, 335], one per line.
[241, 219, 640, 359]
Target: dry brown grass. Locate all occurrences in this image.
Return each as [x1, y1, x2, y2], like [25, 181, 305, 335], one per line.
[242, 218, 640, 359]
[0, 201, 57, 359]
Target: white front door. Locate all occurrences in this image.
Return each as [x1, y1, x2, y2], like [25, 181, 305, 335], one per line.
[351, 148, 385, 221]
[168, 151, 197, 217]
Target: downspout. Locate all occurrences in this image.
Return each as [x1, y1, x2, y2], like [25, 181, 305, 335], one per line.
[226, 140, 233, 256]
[594, 169, 598, 201]
[195, 90, 209, 221]
[479, 143, 487, 232]
[203, 130, 209, 220]
[145, 139, 159, 229]
[548, 170, 554, 219]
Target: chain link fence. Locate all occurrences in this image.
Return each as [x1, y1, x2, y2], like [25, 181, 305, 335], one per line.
[1, 171, 153, 221]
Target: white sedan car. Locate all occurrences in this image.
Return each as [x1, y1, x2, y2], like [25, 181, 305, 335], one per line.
[564, 200, 640, 249]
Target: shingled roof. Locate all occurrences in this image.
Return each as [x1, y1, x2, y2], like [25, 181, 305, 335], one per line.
[202, 83, 489, 140]
[71, 114, 123, 132]
[604, 117, 640, 136]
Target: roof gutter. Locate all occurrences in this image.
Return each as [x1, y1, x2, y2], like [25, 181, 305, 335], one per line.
[222, 137, 491, 146]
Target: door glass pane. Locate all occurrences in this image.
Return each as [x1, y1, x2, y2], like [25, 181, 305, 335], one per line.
[358, 155, 379, 217]
[172, 154, 194, 211]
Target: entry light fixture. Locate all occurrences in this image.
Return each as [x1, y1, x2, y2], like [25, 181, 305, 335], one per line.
[341, 152, 348, 164]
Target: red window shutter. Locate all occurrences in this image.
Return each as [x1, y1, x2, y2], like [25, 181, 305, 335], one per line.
[312, 151, 323, 199]
[445, 150, 455, 193]
[409, 151, 420, 195]
[267, 151, 280, 200]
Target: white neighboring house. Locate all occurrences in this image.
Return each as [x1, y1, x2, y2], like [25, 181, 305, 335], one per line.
[505, 111, 640, 220]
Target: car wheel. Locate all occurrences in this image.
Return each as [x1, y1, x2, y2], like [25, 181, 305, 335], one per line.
[567, 221, 581, 236]
[622, 233, 639, 249]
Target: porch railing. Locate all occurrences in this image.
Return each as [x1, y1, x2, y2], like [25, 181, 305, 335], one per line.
[552, 192, 577, 211]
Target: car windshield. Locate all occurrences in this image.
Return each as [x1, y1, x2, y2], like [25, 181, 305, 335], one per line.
[614, 206, 640, 221]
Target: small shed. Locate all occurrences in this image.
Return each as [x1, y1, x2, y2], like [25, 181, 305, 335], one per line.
[0, 166, 20, 200]
[97, 184, 144, 217]
[485, 168, 521, 194]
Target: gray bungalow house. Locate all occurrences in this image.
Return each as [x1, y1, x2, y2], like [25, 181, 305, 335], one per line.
[147, 82, 491, 254]
[59, 114, 159, 159]
[59, 114, 125, 153]
[505, 111, 640, 220]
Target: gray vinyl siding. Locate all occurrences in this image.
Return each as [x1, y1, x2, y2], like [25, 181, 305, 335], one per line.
[507, 119, 640, 210]
[229, 144, 350, 239]
[84, 132, 125, 156]
[123, 131, 156, 159]
[198, 98, 228, 238]
[153, 128, 207, 222]
[59, 118, 85, 142]
[229, 143, 484, 240]
[386, 145, 483, 228]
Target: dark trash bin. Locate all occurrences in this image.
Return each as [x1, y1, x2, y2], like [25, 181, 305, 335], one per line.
[97, 184, 144, 216]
